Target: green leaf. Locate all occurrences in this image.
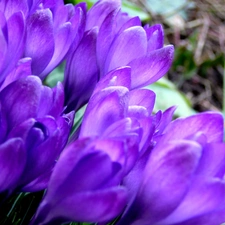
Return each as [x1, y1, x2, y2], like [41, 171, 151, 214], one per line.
[44, 63, 65, 87]
[71, 0, 96, 8]
[146, 77, 195, 117]
[122, 1, 150, 21]
[146, 0, 188, 15]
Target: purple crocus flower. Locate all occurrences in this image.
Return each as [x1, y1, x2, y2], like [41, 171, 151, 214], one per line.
[24, 2, 86, 79]
[64, 0, 174, 112]
[30, 66, 160, 224]
[79, 66, 156, 155]
[30, 137, 129, 225]
[118, 112, 225, 225]
[0, 0, 85, 85]
[0, 76, 74, 195]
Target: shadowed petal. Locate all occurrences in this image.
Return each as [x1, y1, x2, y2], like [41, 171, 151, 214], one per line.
[0, 76, 42, 130]
[0, 138, 25, 192]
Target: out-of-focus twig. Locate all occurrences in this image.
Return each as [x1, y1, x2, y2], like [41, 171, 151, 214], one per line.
[194, 14, 210, 64]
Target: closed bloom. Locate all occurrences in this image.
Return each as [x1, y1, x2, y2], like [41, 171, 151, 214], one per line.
[119, 112, 225, 225]
[0, 76, 74, 195]
[64, 0, 174, 112]
[0, 0, 85, 85]
[31, 138, 129, 225]
[31, 66, 160, 224]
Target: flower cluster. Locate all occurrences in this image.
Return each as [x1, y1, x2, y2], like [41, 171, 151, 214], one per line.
[0, 0, 225, 225]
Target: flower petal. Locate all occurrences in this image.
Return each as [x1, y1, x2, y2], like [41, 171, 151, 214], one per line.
[129, 45, 174, 89]
[86, 0, 120, 30]
[104, 26, 147, 74]
[64, 28, 98, 112]
[80, 87, 128, 137]
[25, 8, 54, 77]
[0, 138, 25, 192]
[0, 76, 42, 130]
[144, 24, 164, 51]
[162, 112, 224, 143]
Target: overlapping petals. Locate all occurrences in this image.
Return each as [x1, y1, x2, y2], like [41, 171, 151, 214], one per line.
[119, 112, 225, 225]
[0, 76, 73, 194]
[0, 0, 85, 86]
[31, 138, 128, 225]
[64, 0, 174, 112]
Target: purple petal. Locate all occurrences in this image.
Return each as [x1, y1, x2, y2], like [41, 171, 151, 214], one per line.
[129, 45, 174, 89]
[86, 0, 120, 30]
[36, 86, 53, 118]
[196, 143, 225, 178]
[161, 179, 225, 224]
[117, 16, 141, 34]
[102, 118, 141, 174]
[154, 106, 176, 135]
[103, 117, 141, 139]
[104, 26, 147, 73]
[91, 139, 126, 168]
[93, 66, 132, 95]
[174, 208, 225, 225]
[0, 17, 7, 79]
[40, 22, 73, 77]
[92, 138, 138, 177]
[128, 89, 156, 115]
[48, 82, 65, 118]
[97, 12, 140, 76]
[34, 187, 127, 224]
[64, 28, 98, 112]
[0, 57, 32, 91]
[22, 169, 53, 192]
[20, 117, 60, 186]
[0, 76, 42, 130]
[55, 187, 127, 223]
[0, 138, 25, 192]
[121, 140, 202, 224]
[25, 8, 54, 77]
[162, 112, 224, 143]
[80, 87, 129, 137]
[8, 118, 36, 140]
[1, 12, 25, 83]
[144, 24, 164, 51]
[0, 0, 29, 19]
[137, 117, 155, 154]
[66, 3, 86, 56]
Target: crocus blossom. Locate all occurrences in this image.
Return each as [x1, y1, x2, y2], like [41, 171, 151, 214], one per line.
[119, 112, 225, 225]
[0, 0, 224, 225]
[64, 0, 174, 112]
[30, 138, 129, 225]
[0, 76, 74, 194]
[0, 0, 85, 86]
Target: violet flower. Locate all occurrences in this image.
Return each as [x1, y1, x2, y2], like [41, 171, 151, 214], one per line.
[24, 2, 86, 79]
[30, 138, 129, 225]
[0, 0, 85, 85]
[64, 0, 174, 112]
[79, 66, 156, 155]
[31, 66, 160, 224]
[119, 112, 225, 225]
[0, 76, 74, 195]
